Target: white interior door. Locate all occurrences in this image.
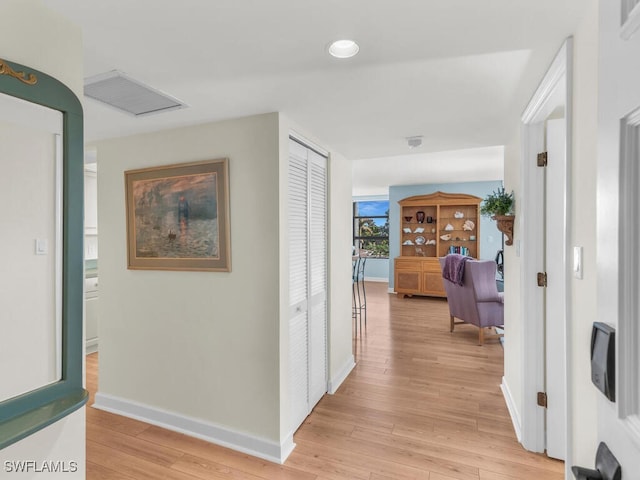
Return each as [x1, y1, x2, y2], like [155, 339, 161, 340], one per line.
[288, 138, 327, 432]
[595, 0, 640, 471]
[308, 150, 328, 408]
[288, 140, 310, 430]
[544, 118, 567, 460]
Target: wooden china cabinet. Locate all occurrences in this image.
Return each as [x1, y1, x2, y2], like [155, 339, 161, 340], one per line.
[394, 191, 481, 297]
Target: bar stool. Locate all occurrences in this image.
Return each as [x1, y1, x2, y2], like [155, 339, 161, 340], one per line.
[352, 256, 367, 335]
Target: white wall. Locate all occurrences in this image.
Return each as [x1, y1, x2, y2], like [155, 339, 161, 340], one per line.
[502, 125, 523, 421]
[569, 0, 599, 467]
[0, 0, 85, 477]
[502, 0, 599, 467]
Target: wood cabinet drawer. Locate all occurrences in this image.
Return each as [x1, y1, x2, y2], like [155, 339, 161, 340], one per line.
[422, 258, 443, 272]
[395, 259, 420, 271]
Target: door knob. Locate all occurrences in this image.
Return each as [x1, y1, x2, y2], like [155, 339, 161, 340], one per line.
[571, 467, 602, 480]
[571, 442, 621, 480]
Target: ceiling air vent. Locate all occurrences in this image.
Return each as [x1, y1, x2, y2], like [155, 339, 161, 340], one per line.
[84, 70, 187, 117]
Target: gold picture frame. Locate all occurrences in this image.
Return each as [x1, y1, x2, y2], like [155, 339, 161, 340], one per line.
[125, 158, 231, 271]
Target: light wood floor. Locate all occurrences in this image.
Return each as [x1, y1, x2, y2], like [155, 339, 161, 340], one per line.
[86, 282, 563, 479]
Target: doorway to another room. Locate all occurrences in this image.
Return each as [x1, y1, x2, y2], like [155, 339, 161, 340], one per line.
[84, 151, 99, 355]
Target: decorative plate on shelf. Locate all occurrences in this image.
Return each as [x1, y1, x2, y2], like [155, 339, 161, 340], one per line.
[415, 236, 426, 245]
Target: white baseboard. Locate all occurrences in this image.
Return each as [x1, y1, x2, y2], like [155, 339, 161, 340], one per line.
[93, 392, 293, 464]
[364, 277, 388, 283]
[388, 288, 396, 294]
[500, 376, 522, 442]
[85, 338, 98, 355]
[327, 355, 355, 394]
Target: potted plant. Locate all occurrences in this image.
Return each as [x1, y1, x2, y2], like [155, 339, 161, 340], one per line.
[480, 187, 515, 245]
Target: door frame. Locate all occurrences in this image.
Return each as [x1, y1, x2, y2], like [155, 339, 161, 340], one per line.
[615, 106, 640, 444]
[519, 38, 573, 473]
[286, 132, 329, 433]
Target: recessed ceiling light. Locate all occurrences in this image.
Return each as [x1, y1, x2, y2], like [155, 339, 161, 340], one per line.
[328, 39, 360, 59]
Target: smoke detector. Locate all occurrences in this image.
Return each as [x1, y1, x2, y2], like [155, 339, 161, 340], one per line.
[407, 136, 423, 149]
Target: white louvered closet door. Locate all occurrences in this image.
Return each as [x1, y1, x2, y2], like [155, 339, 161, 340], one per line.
[308, 149, 328, 409]
[288, 138, 327, 432]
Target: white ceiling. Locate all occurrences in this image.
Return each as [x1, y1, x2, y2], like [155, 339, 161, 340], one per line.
[43, 0, 587, 187]
[352, 146, 504, 197]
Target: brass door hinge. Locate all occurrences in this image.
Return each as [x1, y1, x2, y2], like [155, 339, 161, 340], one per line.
[537, 272, 547, 287]
[537, 391, 548, 408]
[537, 152, 548, 167]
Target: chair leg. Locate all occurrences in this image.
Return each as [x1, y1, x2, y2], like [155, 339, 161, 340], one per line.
[478, 327, 485, 346]
[450, 315, 455, 332]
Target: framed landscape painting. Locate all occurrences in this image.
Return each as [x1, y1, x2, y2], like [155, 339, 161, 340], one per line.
[125, 158, 231, 271]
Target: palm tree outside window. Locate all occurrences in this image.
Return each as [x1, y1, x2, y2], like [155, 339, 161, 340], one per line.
[353, 200, 389, 257]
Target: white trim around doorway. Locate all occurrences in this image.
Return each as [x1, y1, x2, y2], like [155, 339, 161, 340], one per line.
[517, 38, 573, 477]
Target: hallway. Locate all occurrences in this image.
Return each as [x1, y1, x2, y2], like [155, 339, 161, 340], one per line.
[86, 282, 563, 479]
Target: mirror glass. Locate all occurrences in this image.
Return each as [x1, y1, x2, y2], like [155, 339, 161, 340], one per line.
[0, 91, 63, 402]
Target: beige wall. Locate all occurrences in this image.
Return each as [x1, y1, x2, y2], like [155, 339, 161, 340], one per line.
[502, 0, 599, 467]
[326, 150, 355, 392]
[0, 0, 85, 477]
[0, 121, 59, 401]
[95, 112, 353, 460]
[1, 0, 83, 96]
[95, 113, 282, 441]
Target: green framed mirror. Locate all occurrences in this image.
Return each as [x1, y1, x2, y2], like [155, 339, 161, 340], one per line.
[0, 58, 87, 449]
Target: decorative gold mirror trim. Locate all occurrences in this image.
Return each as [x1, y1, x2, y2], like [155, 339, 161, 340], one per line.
[0, 59, 37, 85]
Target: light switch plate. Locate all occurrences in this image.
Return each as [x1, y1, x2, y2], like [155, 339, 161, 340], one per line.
[573, 246, 583, 279]
[35, 238, 48, 255]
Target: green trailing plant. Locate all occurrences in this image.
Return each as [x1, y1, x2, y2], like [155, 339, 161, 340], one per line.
[480, 187, 514, 217]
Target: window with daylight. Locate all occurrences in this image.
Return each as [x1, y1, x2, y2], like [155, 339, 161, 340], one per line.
[353, 200, 389, 258]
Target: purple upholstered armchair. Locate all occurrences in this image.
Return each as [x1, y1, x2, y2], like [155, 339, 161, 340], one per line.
[438, 256, 504, 345]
